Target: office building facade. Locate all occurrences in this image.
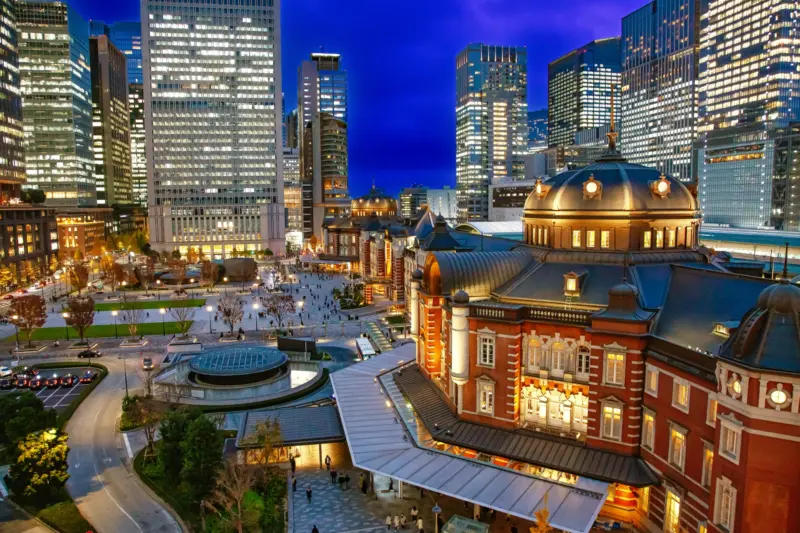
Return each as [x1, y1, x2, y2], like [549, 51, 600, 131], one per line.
[456, 44, 528, 222]
[18, 0, 94, 207]
[547, 38, 620, 148]
[426, 187, 458, 223]
[0, 0, 25, 190]
[298, 53, 350, 240]
[108, 22, 142, 84]
[696, 0, 800, 229]
[285, 108, 298, 149]
[399, 186, 428, 218]
[620, 0, 702, 182]
[128, 83, 147, 207]
[142, 0, 284, 257]
[527, 108, 547, 150]
[90, 35, 132, 206]
[282, 147, 302, 234]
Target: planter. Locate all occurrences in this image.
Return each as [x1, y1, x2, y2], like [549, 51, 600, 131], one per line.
[14, 344, 46, 353]
[138, 294, 156, 300]
[105, 296, 122, 301]
[167, 338, 202, 353]
[120, 338, 149, 348]
[218, 335, 243, 343]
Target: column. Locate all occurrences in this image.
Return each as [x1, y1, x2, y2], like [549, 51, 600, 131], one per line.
[410, 270, 421, 338]
[451, 294, 470, 414]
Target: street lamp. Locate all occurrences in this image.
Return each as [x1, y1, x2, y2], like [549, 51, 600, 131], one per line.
[159, 308, 166, 335]
[61, 312, 69, 340]
[111, 310, 118, 338]
[433, 505, 442, 533]
[156, 279, 161, 300]
[252, 302, 259, 331]
[223, 277, 229, 295]
[206, 305, 213, 334]
[122, 354, 129, 397]
[10, 314, 19, 346]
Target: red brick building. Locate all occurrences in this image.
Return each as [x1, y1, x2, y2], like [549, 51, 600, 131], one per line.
[405, 147, 800, 533]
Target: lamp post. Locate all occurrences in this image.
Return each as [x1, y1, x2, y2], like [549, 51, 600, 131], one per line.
[433, 505, 442, 533]
[122, 354, 129, 397]
[223, 277, 228, 295]
[61, 312, 69, 340]
[252, 302, 259, 331]
[206, 305, 213, 334]
[159, 308, 166, 335]
[112, 310, 118, 338]
[11, 314, 19, 346]
[156, 279, 161, 300]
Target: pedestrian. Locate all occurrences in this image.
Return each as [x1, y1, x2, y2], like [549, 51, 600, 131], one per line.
[360, 473, 367, 495]
[330, 467, 337, 485]
[290, 456, 296, 473]
[324, 455, 331, 470]
[410, 506, 418, 521]
[344, 472, 350, 489]
[393, 515, 400, 532]
[388, 478, 394, 491]
[400, 514, 407, 529]
[292, 475, 297, 492]
[312, 526, 319, 533]
[386, 516, 392, 531]
[306, 485, 312, 503]
[416, 518, 423, 533]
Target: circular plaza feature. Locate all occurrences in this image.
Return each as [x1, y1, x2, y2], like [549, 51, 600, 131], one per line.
[188, 346, 289, 386]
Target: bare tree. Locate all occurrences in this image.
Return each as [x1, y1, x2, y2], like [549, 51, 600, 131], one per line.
[137, 367, 156, 398]
[120, 306, 145, 339]
[263, 293, 293, 329]
[201, 260, 219, 290]
[202, 458, 258, 533]
[137, 261, 155, 295]
[64, 296, 95, 344]
[168, 260, 187, 293]
[217, 293, 244, 335]
[170, 306, 195, 338]
[10, 295, 47, 347]
[128, 397, 163, 454]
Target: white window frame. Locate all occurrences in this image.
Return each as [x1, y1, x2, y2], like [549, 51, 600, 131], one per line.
[642, 408, 655, 451]
[638, 486, 650, 515]
[478, 332, 495, 368]
[529, 341, 542, 371]
[706, 397, 717, 427]
[714, 476, 737, 532]
[576, 346, 591, 378]
[672, 377, 691, 413]
[600, 229, 611, 249]
[701, 441, 714, 488]
[668, 424, 687, 471]
[604, 350, 625, 387]
[719, 418, 742, 465]
[476, 379, 495, 416]
[664, 489, 681, 533]
[645, 364, 659, 397]
[601, 401, 623, 441]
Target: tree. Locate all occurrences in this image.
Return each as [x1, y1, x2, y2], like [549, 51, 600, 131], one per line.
[65, 296, 95, 344]
[201, 260, 219, 289]
[90, 238, 107, 258]
[263, 248, 273, 257]
[171, 249, 181, 260]
[263, 293, 293, 329]
[0, 392, 57, 449]
[72, 249, 84, 262]
[137, 367, 156, 398]
[0, 265, 13, 290]
[67, 263, 90, 295]
[170, 306, 195, 338]
[19, 260, 36, 285]
[168, 260, 187, 291]
[308, 235, 319, 252]
[99, 254, 114, 282]
[217, 293, 244, 335]
[186, 247, 199, 265]
[137, 260, 155, 294]
[529, 493, 553, 533]
[112, 263, 126, 291]
[120, 306, 145, 339]
[10, 295, 46, 347]
[128, 397, 163, 454]
[255, 418, 282, 466]
[48, 255, 59, 274]
[158, 409, 198, 482]
[202, 458, 258, 533]
[181, 415, 224, 501]
[6, 429, 69, 502]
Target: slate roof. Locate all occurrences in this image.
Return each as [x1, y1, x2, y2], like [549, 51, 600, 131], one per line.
[432, 251, 535, 298]
[394, 366, 659, 487]
[236, 405, 345, 447]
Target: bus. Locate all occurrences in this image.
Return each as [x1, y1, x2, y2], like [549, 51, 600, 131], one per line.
[356, 337, 377, 360]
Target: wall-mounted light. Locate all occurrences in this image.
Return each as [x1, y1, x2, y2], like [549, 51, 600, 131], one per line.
[583, 175, 602, 199]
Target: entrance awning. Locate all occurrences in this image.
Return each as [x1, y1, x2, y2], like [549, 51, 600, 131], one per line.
[331, 346, 609, 533]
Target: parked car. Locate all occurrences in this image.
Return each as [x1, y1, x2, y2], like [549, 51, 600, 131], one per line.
[29, 376, 43, 390]
[0, 366, 11, 377]
[77, 349, 102, 359]
[142, 357, 154, 370]
[60, 374, 75, 387]
[79, 371, 98, 384]
[2, 294, 14, 300]
[0, 378, 13, 389]
[46, 375, 60, 388]
[14, 374, 29, 388]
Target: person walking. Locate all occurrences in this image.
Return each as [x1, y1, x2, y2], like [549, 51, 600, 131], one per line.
[410, 506, 418, 522]
[393, 515, 400, 532]
[416, 517, 423, 533]
[324, 455, 331, 470]
[386, 516, 392, 531]
[312, 526, 319, 533]
[306, 485, 312, 503]
[330, 467, 337, 485]
[292, 475, 297, 492]
[290, 456, 296, 474]
[400, 514, 407, 529]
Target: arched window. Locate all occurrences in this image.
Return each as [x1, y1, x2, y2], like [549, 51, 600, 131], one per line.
[576, 347, 591, 378]
[529, 339, 542, 370]
[551, 342, 566, 376]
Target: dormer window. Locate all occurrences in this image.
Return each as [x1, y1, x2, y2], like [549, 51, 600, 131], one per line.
[713, 323, 731, 337]
[564, 271, 586, 296]
[650, 174, 672, 198]
[583, 175, 602, 199]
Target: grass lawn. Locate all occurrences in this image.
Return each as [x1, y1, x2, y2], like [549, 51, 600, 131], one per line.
[385, 315, 406, 325]
[25, 499, 93, 533]
[93, 299, 206, 312]
[5, 322, 192, 342]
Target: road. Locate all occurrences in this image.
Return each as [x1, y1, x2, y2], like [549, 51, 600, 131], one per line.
[64, 353, 183, 533]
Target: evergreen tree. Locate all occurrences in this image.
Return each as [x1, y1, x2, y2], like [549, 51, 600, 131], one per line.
[180, 415, 223, 500]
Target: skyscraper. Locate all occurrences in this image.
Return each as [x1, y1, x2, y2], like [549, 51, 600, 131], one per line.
[527, 109, 548, 150]
[696, 0, 800, 229]
[108, 22, 143, 85]
[90, 35, 132, 206]
[0, 0, 25, 188]
[298, 53, 350, 239]
[285, 108, 299, 149]
[142, 0, 284, 257]
[18, 0, 94, 206]
[282, 147, 302, 233]
[620, 0, 702, 182]
[455, 43, 528, 222]
[547, 38, 620, 149]
[128, 84, 147, 207]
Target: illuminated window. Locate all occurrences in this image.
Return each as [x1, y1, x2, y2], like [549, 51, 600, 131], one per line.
[702, 444, 714, 488]
[586, 230, 596, 248]
[643, 230, 652, 248]
[645, 365, 658, 396]
[605, 352, 625, 386]
[639, 486, 650, 515]
[714, 477, 736, 532]
[667, 228, 676, 247]
[720, 421, 741, 463]
[572, 230, 581, 248]
[477, 380, 494, 415]
[600, 230, 610, 249]
[565, 277, 577, 292]
[576, 347, 590, 376]
[669, 426, 686, 470]
[655, 229, 664, 248]
[642, 410, 655, 450]
[672, 377, 690, 412]
[602, 404, 622, 440]
[664, 490, 681, 533]
[707, 398, 717, 426]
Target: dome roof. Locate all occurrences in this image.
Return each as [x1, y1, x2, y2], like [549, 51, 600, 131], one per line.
[756, 280, 800, 315]
[452, 290, 469, 304]
[524, 161, 698, 214]
[352, 185, 397, 211]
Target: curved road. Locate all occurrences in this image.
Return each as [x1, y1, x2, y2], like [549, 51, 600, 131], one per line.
[65, 353, 183, 533]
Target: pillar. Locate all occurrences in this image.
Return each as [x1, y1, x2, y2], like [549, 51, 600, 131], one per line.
[451, 293, 470, 414]
[410, 269, 422, 338]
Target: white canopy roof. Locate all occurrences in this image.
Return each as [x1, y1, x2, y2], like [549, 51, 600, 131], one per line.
[331, 346, 608, 533]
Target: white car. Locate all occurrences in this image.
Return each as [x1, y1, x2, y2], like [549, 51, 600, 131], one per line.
[0, 366, 11, 378]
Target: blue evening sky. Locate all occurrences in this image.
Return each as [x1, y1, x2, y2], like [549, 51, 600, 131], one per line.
[72, 0, 644, 196]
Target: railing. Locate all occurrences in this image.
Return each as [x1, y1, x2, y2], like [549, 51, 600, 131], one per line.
[469, 304, 594, 326]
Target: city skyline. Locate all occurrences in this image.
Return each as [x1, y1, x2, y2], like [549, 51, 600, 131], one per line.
[66, 0, 643, 197]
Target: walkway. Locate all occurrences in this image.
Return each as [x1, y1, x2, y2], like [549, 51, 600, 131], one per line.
[363, 322, 393, 353]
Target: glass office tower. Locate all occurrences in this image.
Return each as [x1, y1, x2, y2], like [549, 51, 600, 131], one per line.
[0, 0, 25, 188]
[108, 22, 142, 85]
[142, 0, 285, 257]
[547, 38, 620, 149]
[696, 0, 800, 229]
[128, 84, 147, 207]
[455, 43, 528, 222]
[620, 0, 702, 182]
[527, 109, 548, 151]
[18, 0, 94, 206]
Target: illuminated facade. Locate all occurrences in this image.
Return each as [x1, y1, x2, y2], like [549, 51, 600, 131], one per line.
[455, 43, 528, 222]
[696, 0, 800, 229]
[56, 207, 111, 258]
[548, 38, 620, 149]
[142, 0, 285, 257]
[527, 108, 547, 150]
[298, 53, 350, 240]
[620, 0, 701, 182]
[399, 186, 428, 218]
[90, 36, 132, 206]
[0, 0, 25, 189]
[108, 22, 142, 84]
[282, 147, 302, 233]
[18, 0, 95, 207]
[128, 83, 147, 207]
